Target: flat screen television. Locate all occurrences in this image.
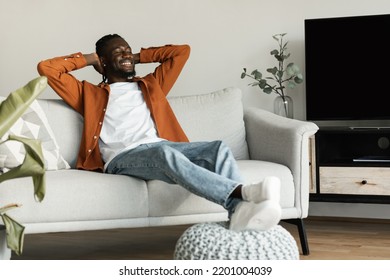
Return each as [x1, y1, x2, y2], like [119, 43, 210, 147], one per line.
[305, 14, 390, 123]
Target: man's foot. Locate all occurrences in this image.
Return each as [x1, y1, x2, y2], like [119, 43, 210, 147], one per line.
[241, 176, 281, 203]
[229, 200, 281, 231]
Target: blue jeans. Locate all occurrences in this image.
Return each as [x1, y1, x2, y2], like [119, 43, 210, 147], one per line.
[105, 140, 243, 216]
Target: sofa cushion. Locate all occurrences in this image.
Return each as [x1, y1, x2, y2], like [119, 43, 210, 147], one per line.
[0, 170, 149, 224]
[0, 98, 70, 171]
[147, 180, 226, 218]
[148, 159, 295, 219]
[168, 87, 249, 160]
[38, 99, 83, 168]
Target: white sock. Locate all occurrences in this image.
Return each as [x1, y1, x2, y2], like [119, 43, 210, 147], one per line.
[241, 176, 281, 203]
[229, 200, 281, 231]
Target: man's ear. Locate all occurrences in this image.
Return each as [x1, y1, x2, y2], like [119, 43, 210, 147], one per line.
[91, 55, 105, 76]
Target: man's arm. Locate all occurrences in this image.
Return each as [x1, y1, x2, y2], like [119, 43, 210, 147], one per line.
[37, 53, 90, 114]
[84, 53, 104, 74]
[139, 45, 190, 96]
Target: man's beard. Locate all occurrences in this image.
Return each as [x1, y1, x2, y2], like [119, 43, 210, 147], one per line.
[116, 69, 136, 80]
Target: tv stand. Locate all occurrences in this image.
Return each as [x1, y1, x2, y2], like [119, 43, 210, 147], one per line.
[349, 126, 390, 130]
[310, 126, 390, 203]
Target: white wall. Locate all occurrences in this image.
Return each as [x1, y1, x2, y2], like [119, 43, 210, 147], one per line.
[1, 0, 390, 218]
[2, 0, 390, 119]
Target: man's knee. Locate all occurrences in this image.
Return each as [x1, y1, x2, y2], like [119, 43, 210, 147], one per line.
[213, 140, 231, 153]
[153, 144, 177, 160]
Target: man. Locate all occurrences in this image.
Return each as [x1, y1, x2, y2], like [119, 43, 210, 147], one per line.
[37, 34, 281, 231]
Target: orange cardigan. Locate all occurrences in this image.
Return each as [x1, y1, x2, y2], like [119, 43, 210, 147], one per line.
[38, 45, 190, 172]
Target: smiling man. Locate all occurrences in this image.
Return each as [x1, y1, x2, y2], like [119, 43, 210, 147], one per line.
[37, 34, 282, 232]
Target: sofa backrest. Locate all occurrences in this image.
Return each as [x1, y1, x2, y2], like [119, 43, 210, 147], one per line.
[38, 87, 249, 168]
[168, 87, 249, 160]
[38, 99, 83, 168]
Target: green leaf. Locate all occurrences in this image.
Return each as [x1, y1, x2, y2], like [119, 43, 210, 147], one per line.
[1, 213, 25, 256]
[294, 74, 304, 84]
[288, 81, 296, 89]
[241, 72, 246, 79]
[275, 54, 283, 61]
[0, 76, 47, 138]
[263, 87, 273, 94]
[251, 69, 262, 80]
[266, 67, 278, 75]
[0, 76, 48, 256]
[286, 63, 301, 75]
[270, 49, 279, 56]
[0, 135, 46, 202]
[259, 79, 267, 89]
[273, 33, 285, 39]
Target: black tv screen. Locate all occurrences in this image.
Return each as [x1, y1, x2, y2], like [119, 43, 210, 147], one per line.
[305, 14, 390, 121]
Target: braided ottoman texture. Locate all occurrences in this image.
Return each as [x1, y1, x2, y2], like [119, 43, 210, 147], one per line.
[174, 222, 299, 260]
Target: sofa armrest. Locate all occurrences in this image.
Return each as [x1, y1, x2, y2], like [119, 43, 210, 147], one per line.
[244, 107, 319, 217]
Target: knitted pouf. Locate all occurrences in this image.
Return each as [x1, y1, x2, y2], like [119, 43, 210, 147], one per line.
[174, 222, 299, 260]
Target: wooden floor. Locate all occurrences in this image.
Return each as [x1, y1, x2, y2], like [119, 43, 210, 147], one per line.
[11, 217, 390, 260]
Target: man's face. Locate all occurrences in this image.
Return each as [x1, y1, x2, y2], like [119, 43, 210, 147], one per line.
[102, 37, 136, 79]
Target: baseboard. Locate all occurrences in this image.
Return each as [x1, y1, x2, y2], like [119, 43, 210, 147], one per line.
[306, 215, 390, 224]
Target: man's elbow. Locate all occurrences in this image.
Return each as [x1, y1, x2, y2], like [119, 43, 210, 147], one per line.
[181, 44, 191, 59]
[183, 44, 191, 54]
[37, 61, 47, 76]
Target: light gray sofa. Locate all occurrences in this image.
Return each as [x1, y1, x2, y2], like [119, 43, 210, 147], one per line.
[0, 87, 318, 259]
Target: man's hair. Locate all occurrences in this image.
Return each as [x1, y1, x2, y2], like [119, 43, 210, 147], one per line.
[95, 34, 124, 83]
[95, 34, 123, 57]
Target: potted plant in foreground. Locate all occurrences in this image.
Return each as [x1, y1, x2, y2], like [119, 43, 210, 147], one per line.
[0, 76, 47, 258]
[241, 33, 303, 118]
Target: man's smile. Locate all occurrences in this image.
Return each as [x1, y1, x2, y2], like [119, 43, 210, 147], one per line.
[120, 59, 133, 66]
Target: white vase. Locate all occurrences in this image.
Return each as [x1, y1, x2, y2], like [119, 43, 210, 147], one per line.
[274, 95, 293, 118]
[0, 225, 11, 260]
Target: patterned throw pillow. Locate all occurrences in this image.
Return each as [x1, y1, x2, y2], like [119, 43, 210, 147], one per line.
[0, 98, 70, 171]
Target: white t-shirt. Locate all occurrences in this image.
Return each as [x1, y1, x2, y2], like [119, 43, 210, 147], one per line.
[99, 82, 165, 169]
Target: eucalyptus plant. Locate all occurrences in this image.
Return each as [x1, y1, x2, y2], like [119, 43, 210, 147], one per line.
[241, 33, 303, 115]
[0, 76, 47, 256]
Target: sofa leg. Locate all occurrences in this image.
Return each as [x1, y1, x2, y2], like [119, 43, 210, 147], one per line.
[0, 225, 12, 260]
[283, 219, 310, 255]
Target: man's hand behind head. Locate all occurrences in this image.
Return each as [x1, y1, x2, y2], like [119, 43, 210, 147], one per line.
[84, 53, 104, 75]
